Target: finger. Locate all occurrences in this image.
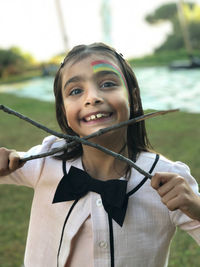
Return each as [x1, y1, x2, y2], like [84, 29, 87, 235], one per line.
[8, 151, 22, 171]
[163, 193, 191, 211]
[151, 172, 175, 190]
[163, 196, 180, 211]
[152, 172, 186, 197]
[0, 148, 23, 176]
[159, 175, 188, 199]
[157, 178, 179, 197]
[161, 188, 178, 206]
[0, 147, 10, 175]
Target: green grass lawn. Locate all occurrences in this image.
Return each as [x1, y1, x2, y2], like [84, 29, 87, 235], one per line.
[0, 93, 200, 266]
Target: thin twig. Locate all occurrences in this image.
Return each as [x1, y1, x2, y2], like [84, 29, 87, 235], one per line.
[0, 104, 178, 141]
[19, 108, 179, 166]
[0, 104, 179, 179]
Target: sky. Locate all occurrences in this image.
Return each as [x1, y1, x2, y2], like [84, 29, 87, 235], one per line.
[0, 0, 199, 61]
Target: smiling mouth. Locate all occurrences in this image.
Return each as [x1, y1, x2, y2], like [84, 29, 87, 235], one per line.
[83, 112, 113, 122]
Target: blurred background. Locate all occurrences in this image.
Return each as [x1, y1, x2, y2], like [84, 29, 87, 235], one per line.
[0, 0, 200, 266]
[0, 0, 200, 112]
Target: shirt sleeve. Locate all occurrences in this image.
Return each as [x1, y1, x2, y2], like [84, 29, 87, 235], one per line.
[179, 220, 200, 245]
[0, 135, 58, 188]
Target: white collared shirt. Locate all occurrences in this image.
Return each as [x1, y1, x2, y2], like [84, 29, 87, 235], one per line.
[1, 135, 200, 267]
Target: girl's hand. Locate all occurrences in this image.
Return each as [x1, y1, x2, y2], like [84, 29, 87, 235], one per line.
[0, 147, 24, 176]
[151, 172, 200, 221]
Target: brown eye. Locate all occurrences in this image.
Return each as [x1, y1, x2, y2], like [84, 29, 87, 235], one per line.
[101, 81, 116, 88]
[69, 88, 83, 95]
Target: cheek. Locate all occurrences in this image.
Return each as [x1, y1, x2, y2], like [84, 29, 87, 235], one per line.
[112, 92, 130, 117]
[123, 86, 130, 104]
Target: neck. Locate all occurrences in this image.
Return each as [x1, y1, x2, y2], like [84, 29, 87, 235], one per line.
[82, 134, 128, 180]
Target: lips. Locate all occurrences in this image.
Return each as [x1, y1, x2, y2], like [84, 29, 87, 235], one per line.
[82, 112, 113, 122]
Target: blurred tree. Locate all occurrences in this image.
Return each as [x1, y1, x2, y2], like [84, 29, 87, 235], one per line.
[48, 53, 65, 65]
[0, 47, 34, 78]
[183, 3, 200, 21]
[145, 2, 200, 53]
[145, 3, 178, 23]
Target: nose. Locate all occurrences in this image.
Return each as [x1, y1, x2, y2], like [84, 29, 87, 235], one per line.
[84, 86, 103, 106]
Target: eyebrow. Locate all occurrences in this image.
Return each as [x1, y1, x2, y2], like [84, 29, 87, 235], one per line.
[95, 70, 120, 79]
[63, 75, 85, 90]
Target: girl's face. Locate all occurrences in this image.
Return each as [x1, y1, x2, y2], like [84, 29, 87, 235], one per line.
[61, 54, 130, 139]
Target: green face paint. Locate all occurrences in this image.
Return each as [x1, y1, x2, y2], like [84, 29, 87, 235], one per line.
[91, 60, 129, 101]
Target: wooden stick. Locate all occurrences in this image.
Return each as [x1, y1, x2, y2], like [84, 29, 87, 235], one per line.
[0, 104, 179, 179]
[0, 104, 178, 141]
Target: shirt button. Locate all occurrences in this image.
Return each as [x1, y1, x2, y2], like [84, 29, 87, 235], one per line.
[96, 198, 102, 207]
[99, 241, 108, 249]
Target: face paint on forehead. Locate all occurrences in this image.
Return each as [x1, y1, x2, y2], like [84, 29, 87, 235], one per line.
[91, 60, 128, 91]
[91, 59, 130, 113]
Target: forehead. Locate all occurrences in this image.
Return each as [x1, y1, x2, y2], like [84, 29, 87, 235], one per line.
[62, 53, 121, 77]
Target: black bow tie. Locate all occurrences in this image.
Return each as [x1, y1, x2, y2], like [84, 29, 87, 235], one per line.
[53, 166, 128, 226]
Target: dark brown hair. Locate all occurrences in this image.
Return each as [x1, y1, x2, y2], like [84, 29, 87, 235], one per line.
[53, 42, 152, 161]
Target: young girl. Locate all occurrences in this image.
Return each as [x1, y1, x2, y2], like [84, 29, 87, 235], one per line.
[0, 43, 200, 267]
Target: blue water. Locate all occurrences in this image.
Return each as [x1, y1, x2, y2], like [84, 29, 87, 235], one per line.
[0, 66, 200, 113]
[134, 67, 200, 113]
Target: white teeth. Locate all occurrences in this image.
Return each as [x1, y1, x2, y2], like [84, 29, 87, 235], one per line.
[91, 115, 96, 120]
[96, 114, 103, 118]
[85, 113, 110, 121]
